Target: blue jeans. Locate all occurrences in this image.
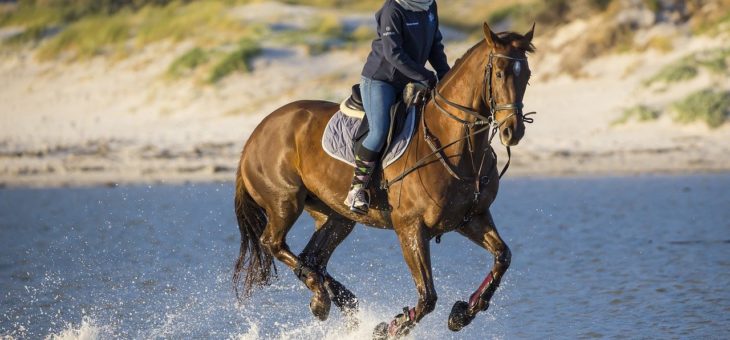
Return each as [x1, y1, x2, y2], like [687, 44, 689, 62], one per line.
[360, 76, 403, 153]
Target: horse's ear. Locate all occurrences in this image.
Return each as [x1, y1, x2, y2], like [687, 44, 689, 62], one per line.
[524, 22, 535, 44]
[483, 22, 499, 47]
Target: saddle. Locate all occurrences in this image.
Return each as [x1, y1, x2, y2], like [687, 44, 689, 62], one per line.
[322, 83, 427, 211]
[339, 83, 427, 159]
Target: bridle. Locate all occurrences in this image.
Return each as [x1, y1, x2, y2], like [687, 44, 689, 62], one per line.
[434, 51, 531, 128]
[383, 50, 535, 191]
[382, 50, 536, 237]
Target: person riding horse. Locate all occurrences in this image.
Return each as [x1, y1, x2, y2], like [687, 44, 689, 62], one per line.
[344, 0, 450, 214]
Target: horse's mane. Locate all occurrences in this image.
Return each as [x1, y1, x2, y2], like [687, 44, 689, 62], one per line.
[450, 40, 486, 70]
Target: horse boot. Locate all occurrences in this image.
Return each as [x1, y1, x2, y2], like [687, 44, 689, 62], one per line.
[344, 145, 379, 214]
[373, 307, 417, 339]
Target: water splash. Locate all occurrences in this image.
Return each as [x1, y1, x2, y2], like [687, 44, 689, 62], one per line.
[43, 317, 106, 340]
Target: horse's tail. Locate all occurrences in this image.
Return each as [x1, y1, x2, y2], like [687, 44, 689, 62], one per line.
[233, 166, 276, 301]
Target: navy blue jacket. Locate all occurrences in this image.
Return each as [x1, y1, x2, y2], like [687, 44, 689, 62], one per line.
[361, 0, 450, 88]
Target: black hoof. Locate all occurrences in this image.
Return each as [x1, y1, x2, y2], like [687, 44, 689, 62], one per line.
[372, 322, 389, 340]
[448, 300, 475, 332]
[309, 290, 331, 321]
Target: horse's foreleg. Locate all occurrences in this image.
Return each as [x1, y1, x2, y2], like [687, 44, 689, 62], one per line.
[374, 225, 436, 339]
[448, 210, 511, 332]
[299, 211, 358, 317]
[259, 192, 332, 321]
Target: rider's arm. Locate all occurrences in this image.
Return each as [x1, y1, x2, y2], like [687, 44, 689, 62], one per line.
[380, 5, 435, 83]
[428, 3, 450, 81]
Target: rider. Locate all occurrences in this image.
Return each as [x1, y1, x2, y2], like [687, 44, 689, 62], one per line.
[345, 0, 450, 214]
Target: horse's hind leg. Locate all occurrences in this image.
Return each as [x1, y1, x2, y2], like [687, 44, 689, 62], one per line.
[448, 210, 511, 332]
[299, 209, 358, 317]
[257, 189, 332, 321]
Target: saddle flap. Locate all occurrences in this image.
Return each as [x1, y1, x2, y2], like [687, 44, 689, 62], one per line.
[322, 107, 418, 170]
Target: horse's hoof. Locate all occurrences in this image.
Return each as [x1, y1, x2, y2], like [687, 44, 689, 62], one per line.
[324, 277, 359, 314]
[372, 322, 389, 340]
[309, 289, 331, 321]
[448, 300, 475, 332]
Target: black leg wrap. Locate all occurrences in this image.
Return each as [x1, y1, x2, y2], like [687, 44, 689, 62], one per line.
[294, 262, 315, 283]
[324, 275, 359, 313]
[355, 144, 381, 162]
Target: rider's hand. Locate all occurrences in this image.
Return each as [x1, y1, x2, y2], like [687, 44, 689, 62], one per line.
[420, 72, 437, 89]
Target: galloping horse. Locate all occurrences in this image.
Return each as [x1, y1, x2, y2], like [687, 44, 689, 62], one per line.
[233, 22, 535, 338]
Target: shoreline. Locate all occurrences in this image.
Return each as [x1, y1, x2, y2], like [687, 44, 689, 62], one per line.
[3, 156, 729, 189]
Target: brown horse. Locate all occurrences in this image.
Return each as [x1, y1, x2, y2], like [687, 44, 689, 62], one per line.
[233, 22, 535, 338]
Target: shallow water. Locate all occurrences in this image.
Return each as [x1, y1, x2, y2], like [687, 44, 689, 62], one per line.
[1, 175, 729, 339]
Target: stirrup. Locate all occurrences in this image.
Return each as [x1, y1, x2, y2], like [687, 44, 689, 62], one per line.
[346, 187, 370, 215]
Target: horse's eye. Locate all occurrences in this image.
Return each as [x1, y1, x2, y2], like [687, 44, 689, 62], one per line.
[496, 71, 503, 79]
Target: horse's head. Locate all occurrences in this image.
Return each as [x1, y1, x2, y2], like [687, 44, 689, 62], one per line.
[482, 22, 535, 146]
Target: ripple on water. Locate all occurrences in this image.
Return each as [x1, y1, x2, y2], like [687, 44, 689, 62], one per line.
[0, 175, 729, 339]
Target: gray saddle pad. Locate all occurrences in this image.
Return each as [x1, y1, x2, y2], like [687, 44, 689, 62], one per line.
[322, 107, 416, 168]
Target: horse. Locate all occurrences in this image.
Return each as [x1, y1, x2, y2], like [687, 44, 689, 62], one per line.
[233, 22, 535, 338]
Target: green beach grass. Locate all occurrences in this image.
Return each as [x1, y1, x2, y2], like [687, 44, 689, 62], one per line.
[672, 89, 730, 128]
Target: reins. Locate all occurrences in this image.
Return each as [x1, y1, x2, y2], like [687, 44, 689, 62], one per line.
[382, 51, 535, 192]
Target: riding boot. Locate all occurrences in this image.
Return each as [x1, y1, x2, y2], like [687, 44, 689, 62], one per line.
[344, 146, 379, 214]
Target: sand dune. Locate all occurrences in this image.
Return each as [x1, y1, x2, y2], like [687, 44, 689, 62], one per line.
[0, 2, 728, 187]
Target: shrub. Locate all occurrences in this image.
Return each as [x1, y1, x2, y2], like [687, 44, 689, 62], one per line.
[691, 4, 730, 35]
[695, 48, 730, 74]
[309, 14, 344, 39]
[3, 24, 47, 45]
[612, 105, 660, 125]
[643, 58, 698, 86]
[23, 0, 257, 61]
[488, 4, 530, 25]
[349, 24, 373, 42]
[167, 47, 209, 78]
[640, 35, 673, 52]
[278, 0, 381, 10]
[672, 89, 730, 128]
[37, 13, 131, 60]
[135, 1, 243, 46]
[644, 48, 730, 86]
[208, 39, 261, 83]
[302, 38, 332, 56]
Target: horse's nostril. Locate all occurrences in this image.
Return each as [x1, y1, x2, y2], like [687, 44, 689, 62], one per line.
[502, 128, 512, 140]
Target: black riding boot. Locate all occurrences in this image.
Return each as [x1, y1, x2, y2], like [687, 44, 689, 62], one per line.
[344, 145, 380, 214]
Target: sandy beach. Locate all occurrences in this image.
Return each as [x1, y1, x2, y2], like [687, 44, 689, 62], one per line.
[1, 2, 729, 187]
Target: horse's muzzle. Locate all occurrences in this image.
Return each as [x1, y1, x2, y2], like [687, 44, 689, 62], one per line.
[500, 126, 521, 146]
